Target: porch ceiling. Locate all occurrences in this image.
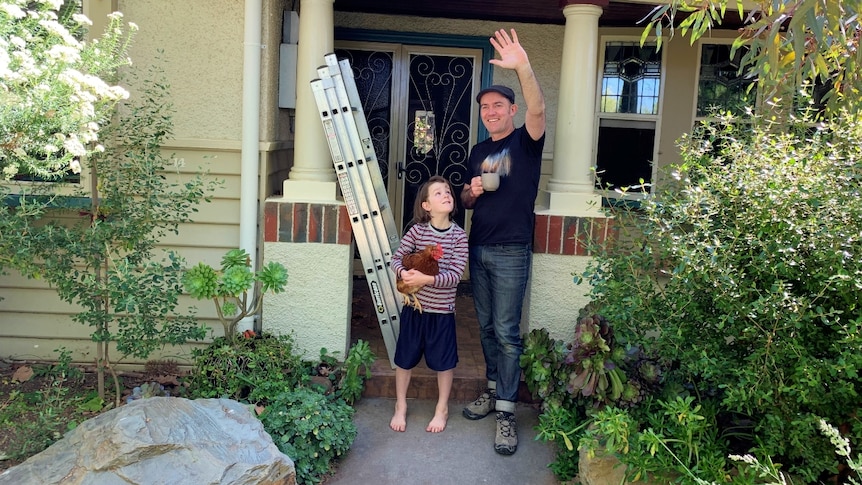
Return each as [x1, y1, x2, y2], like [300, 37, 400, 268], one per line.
[333, 0, 745, 29]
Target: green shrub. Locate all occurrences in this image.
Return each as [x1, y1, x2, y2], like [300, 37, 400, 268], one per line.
[186, 332, 307, 402]
[259, 388, 357, 485]
[578, 112, 862, 481]
[315, 340, 375, 405]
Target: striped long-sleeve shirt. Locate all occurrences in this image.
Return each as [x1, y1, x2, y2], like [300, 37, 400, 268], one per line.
[391, 222, 468, 314]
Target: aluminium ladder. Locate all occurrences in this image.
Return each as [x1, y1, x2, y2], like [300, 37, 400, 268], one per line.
[310, 53, 402, 368]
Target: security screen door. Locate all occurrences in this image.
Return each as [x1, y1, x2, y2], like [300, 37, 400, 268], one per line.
[334, 42, 481, 233]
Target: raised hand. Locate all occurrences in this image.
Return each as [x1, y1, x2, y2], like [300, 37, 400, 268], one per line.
[488, 29, 530, 71]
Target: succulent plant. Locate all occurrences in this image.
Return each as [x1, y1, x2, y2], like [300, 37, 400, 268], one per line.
[181, 249, 288, 344]
[182, 262, 219, 299]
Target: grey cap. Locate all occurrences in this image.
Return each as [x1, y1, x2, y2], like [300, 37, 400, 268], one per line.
[476, 85, 515, 104]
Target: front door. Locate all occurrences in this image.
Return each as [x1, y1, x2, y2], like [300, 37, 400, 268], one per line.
[334, 42, 482, 233]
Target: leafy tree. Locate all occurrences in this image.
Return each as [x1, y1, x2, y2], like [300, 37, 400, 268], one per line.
[0, 2, 219, 405]
[643, 0, 862, 116]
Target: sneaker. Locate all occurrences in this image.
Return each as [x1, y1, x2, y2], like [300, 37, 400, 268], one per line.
[462, 389, 496, 420]
[494, 411, 518, 455]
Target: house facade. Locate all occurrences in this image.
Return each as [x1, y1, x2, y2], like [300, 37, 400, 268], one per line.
[0, 0, 751, 364]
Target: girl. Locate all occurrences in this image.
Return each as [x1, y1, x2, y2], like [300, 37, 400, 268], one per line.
[389, 176, 468, 433]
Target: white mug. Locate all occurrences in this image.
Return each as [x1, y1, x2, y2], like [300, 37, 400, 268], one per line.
[481, 172, 500, 191]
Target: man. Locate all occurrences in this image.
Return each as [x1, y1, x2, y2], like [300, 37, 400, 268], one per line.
[460, 28, 545, 456]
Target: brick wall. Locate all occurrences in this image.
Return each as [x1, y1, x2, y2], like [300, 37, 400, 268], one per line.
[264, 201, 352, 244]
[533, 214, 616, 255]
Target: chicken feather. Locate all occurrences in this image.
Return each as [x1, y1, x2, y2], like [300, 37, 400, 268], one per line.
[397, 243, 443, 313]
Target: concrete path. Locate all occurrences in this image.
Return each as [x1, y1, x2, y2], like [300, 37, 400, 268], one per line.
[323, 397, 561, 484]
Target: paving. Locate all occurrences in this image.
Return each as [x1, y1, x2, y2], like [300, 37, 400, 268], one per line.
[323, 396, 561, 485]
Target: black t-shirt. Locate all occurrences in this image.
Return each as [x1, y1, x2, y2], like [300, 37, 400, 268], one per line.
[467, 126, 545, 246]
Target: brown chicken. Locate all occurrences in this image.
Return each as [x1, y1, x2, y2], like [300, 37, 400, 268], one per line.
[397, 243, 443, 313]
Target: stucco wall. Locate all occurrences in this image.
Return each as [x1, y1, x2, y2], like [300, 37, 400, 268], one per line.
[263, 242, 354, 360]
[119, 0, 245, 141]
[527, 254, 593, 342]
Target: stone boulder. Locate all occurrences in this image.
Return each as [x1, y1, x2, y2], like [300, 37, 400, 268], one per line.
[579, 446, 666, 485]
[0, 397, 295, 485]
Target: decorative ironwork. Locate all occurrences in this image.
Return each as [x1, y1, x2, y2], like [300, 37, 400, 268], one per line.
[334, 48, 475, 229]
[403, 54, 472, 188]
[334, 48, 394, 185]
[401, 54, 473, 228]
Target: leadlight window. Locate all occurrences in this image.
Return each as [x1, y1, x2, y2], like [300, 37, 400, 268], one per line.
[697, 44, 756, 117]
[600, 42, 661, 115]
[595, 40, 662, 194]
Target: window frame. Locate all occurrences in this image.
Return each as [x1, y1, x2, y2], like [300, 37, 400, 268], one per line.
[593, 35, 667, 201]
[692, 38, 759, 123]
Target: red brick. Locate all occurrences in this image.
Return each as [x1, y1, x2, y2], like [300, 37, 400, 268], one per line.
[292, 203, 308, 243]
[278, 202, 294, 242]
[547, 215, 563, 255]
[337, 205, 353, 245]
[264, 202, 278, 243]
[322, 205, 338, 243]
[308, 204, 323, 243]
[562, 216, 579, 255]
[533, 214, 549, 254]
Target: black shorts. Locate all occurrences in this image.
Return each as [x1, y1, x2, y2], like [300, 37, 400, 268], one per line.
[393, 307, 458, 371]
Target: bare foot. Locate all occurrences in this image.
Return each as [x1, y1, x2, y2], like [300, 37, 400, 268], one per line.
[390, 402, 407, 432]
[426, 406, 448, 433]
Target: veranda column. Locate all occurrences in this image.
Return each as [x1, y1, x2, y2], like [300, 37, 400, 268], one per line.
[283, 0, 336, 199]
[527, 0, 615, 343]
[543, 0, 606, 216]
[265, 0, 353, 359]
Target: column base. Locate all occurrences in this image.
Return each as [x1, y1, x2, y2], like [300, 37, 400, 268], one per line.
[536, 189, 606, 217]
[282, 179, 338, 202]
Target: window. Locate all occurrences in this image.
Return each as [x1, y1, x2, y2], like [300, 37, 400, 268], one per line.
[696, 43, 756, 118]
[595, 40, 663, 195]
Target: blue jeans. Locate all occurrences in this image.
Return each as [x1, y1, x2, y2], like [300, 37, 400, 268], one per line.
[469, 243, 532, 404]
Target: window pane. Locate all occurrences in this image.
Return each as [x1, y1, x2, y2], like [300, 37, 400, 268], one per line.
[595, 121, 655, 192]
[697, 44, 756, 116]
[601, 42, 661, 115]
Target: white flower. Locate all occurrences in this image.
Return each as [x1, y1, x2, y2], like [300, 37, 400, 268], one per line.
[69, 158, 81, 174]
[108, 85, 129, 100]
[44, 144, 58, 153]
[71, 13, 92, 26]
[3, 164, 18, 179]
[0, 4, 26, 18]
[0, 50, 9, 77]
[10, 36, 25, 49]
[47, 44, 81, 63]
[38, 19, 80, 47]
[63, 135, 86, 157]
[129, 22, 139, 31]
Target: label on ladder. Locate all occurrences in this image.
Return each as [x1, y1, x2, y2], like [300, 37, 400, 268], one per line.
[311, 54, 403, 367]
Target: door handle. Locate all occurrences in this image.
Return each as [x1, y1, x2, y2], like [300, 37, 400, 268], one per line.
[397, 161, 405, 180]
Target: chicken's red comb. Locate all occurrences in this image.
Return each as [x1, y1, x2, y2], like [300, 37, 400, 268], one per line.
[432, 243, 444, 259]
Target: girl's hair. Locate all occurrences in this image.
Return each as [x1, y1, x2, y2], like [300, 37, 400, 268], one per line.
[411, 175, 457, 224]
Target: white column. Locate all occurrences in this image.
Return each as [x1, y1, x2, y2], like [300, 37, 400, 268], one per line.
[283, 0, 337, 200]
[542, 3, 605, 217]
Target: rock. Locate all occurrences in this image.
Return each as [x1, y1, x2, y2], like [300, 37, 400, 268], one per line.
[0, 397, 295, 485]
[579, 446, 628, 485]
[579, 445, 668, 485]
